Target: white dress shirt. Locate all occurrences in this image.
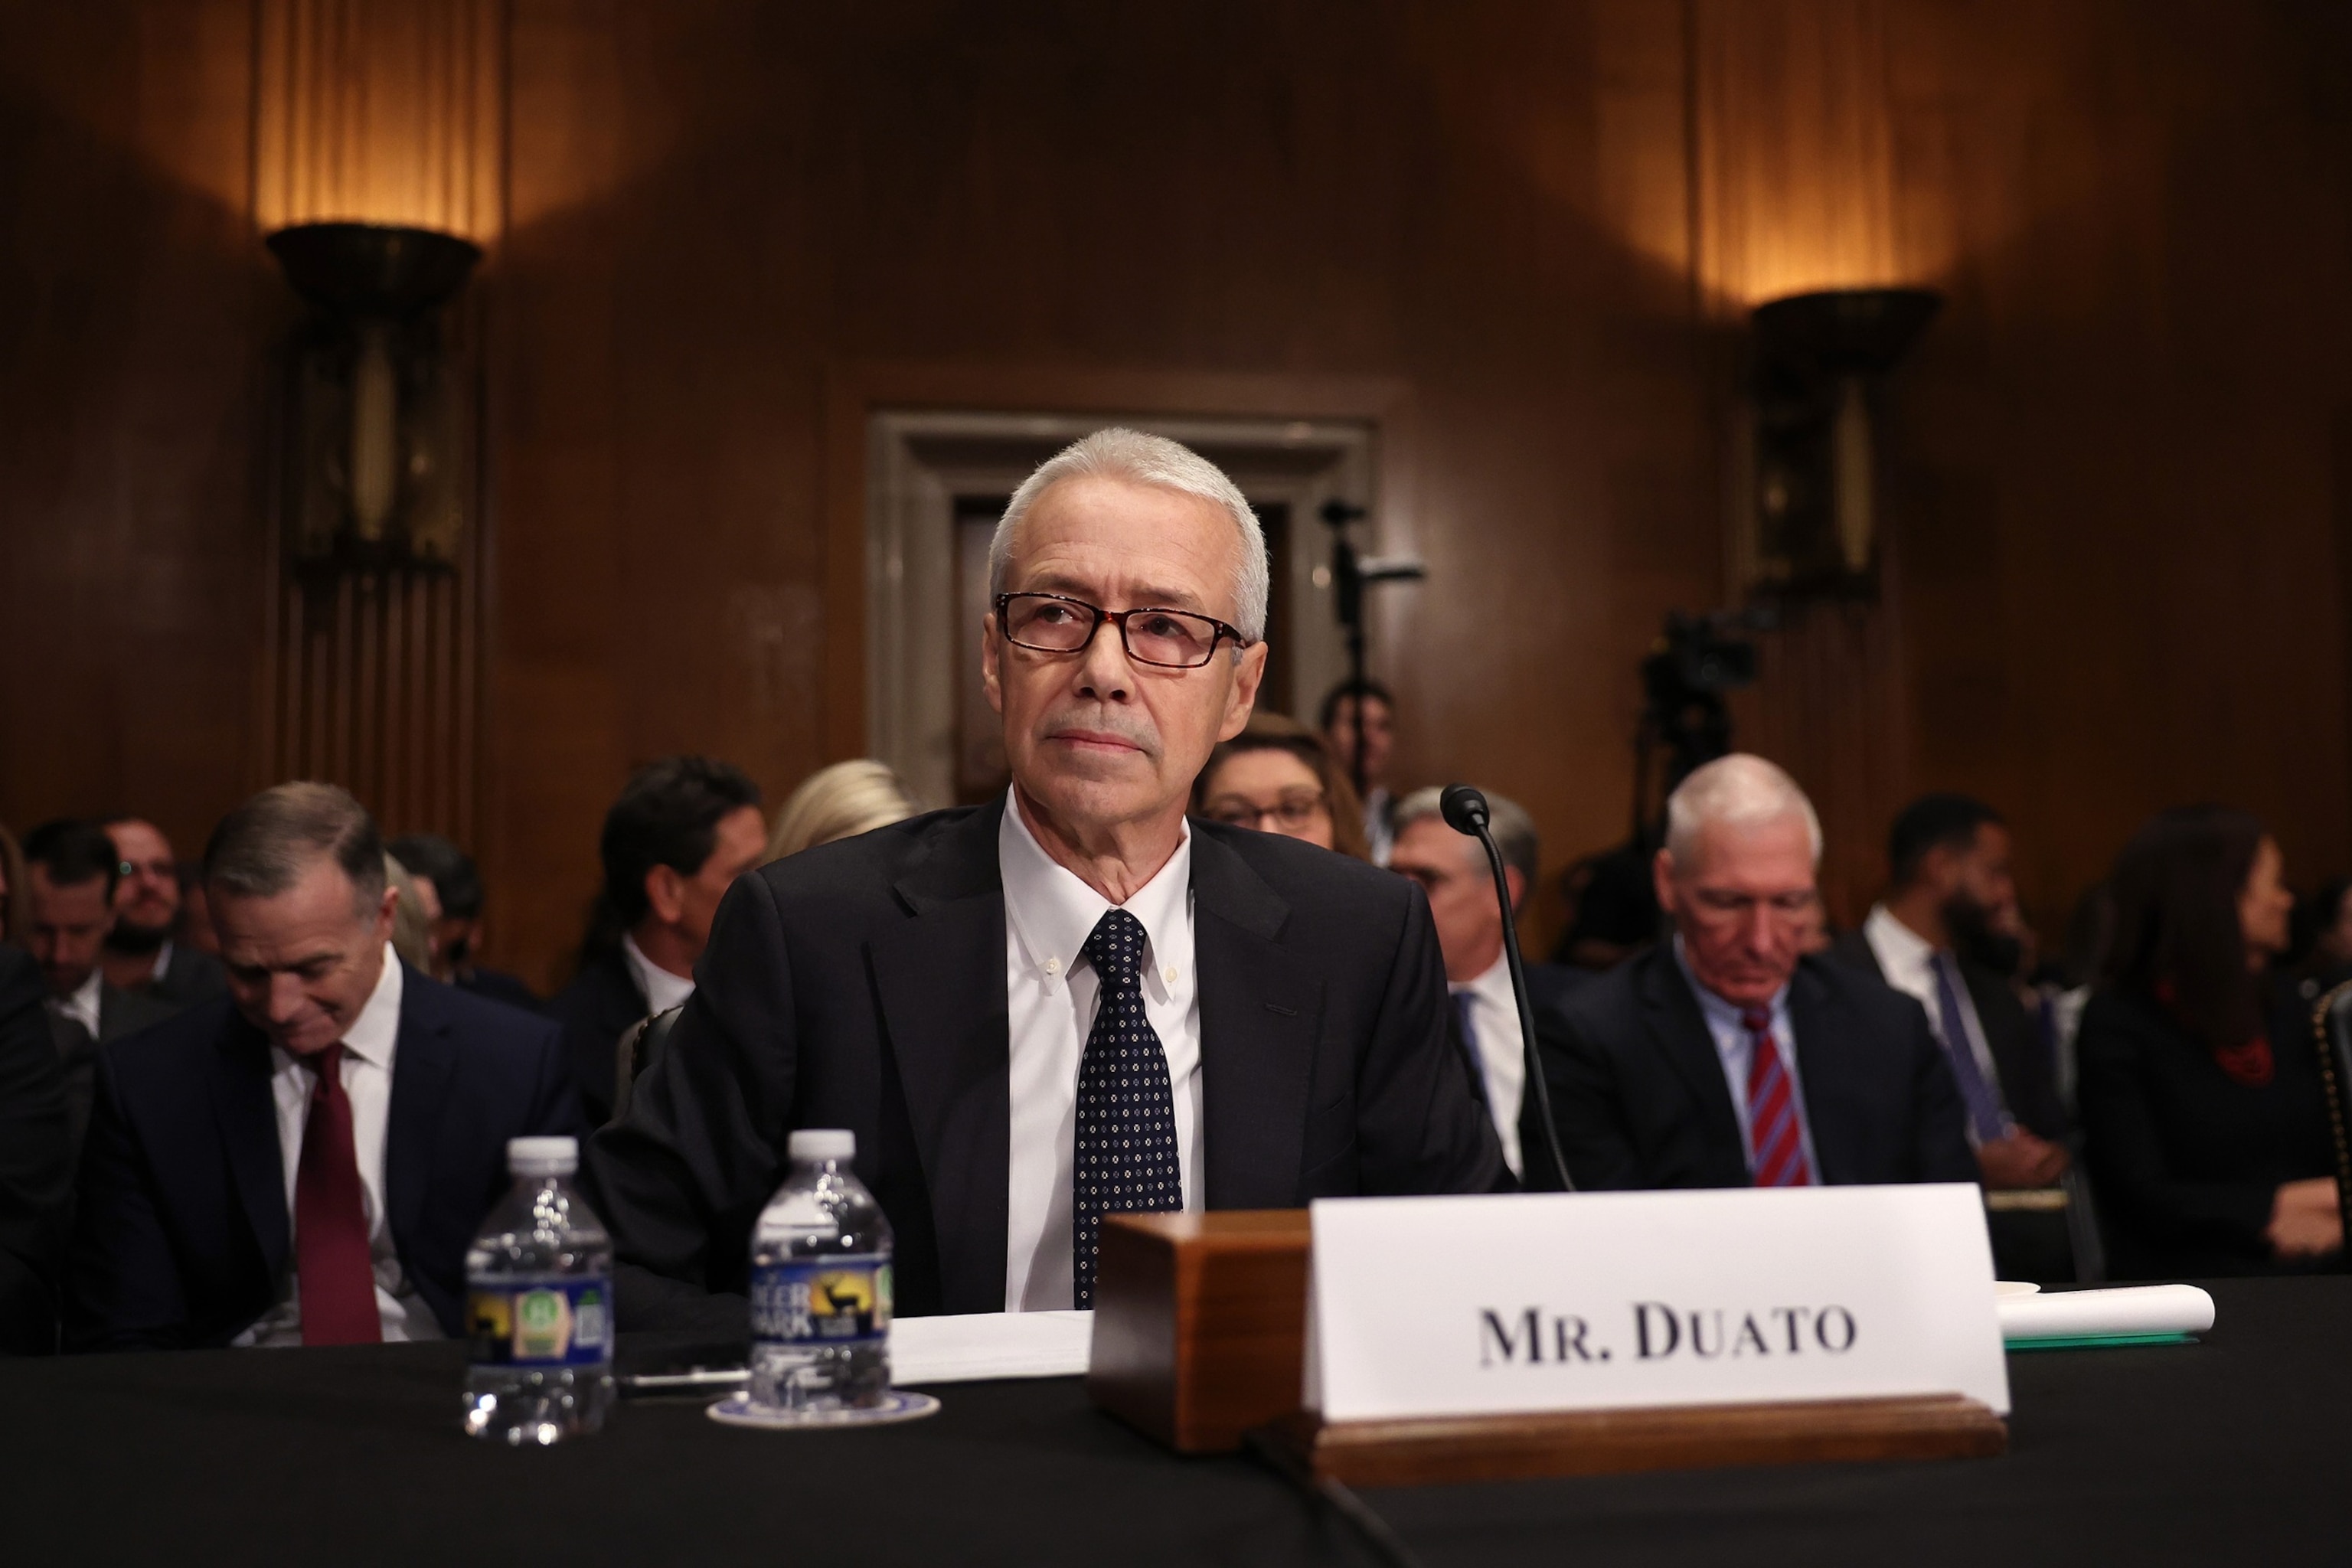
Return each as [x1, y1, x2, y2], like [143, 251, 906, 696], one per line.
[621, 931, 696, 1018]
[49, 968, 103, 1040]
[1862, 903, 2011, 1140]
[1673, 938, 1820, 1180]
[149, 940, 176, 985]
[1451, 954, 1524, 1178]
[1000, 789, 1202, 1312]
[234, 948, 443, 1347]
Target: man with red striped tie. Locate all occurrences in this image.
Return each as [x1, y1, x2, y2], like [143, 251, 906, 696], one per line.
[1524, 755, 1975, 1193]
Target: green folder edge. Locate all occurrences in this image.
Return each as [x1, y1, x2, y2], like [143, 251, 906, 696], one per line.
[2004, 1332, 2197, 1352]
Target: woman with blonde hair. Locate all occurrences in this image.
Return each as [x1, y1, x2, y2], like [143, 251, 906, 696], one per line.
[766, 760, 919, 862]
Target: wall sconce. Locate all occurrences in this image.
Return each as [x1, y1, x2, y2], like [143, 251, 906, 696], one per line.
[1743, 286, 1940, 596]
[266, 221, 482, 573]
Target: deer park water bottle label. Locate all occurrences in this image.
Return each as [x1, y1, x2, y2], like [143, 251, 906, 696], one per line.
[1302, 1186, 2008, 1424]
[469, 1277, 612, 1367]
[752, 1256, 893, 1345]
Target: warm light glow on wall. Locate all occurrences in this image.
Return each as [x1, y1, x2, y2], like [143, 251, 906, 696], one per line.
[252, 0, 505, 244]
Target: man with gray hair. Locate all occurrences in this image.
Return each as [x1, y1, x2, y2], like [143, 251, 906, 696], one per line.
[1530, 754, 1974, 1191]
[1388, 787, 1582, 1181]
[590, 427, 1501, 1328]
[70, 782, 581, 1350]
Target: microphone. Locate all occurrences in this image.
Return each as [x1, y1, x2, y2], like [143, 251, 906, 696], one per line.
[1439, 784, 1576, 1193]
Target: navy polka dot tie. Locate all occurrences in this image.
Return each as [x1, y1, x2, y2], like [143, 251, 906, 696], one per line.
[1072, 908, 1181, 1308]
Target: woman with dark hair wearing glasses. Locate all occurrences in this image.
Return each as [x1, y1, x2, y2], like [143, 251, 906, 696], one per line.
[2077, 806, 2342, 1277]
[1191, 713, 1370, 861]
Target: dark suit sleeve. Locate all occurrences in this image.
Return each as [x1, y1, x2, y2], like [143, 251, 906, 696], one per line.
[2076, 1004, 2276, 1255]
[1352, 884, 1504, 1196]
[582, 873, 797, 1333]
[65, 1050, 192, 1351]
[1530, 1000, 1648, 1191]
[0, 949, 69, 1354]
[1902, 1001, 1980, 1184]
[521, 1018, 592, 1141]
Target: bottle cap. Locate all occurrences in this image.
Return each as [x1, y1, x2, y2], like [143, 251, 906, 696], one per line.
[508, 1135, 579, 1176]
[789, 1128, 856, 1162]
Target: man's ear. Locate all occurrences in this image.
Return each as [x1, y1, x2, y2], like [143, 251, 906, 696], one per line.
[1504, 865, 1528, 915]
[371, 885, 400, 941]
[1651, 847, 1678, 918]
[1218, 642, 1269, 741]
[981, 613, 1004, 717]
[644, 865, 687, 926]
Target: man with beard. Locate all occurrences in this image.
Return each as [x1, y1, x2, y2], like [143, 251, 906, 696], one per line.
[1831, 795, 2071, 1194]
[97, 816, 227, 1010]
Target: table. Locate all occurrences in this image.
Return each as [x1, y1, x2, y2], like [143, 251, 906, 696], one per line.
[6, 1277, 2347, 1566]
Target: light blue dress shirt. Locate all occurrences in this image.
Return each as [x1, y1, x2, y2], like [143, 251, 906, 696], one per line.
[1672, 938, 1820, 1181]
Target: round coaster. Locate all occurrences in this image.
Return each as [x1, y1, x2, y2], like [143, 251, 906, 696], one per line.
[705, 1390, 942, 1431]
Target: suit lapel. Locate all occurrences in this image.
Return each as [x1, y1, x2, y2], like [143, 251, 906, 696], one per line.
[208, 1014, 291, 1275]
[1637, 949, 1748, 1168]
[867, 802, 1011, 1314]
[385, 969, 456, 1256]
[1190, 831, 1315, 1208]
[1788, 962, 1857, 1183]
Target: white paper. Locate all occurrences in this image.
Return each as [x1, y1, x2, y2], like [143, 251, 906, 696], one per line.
[1307, 1186, 2010, 1422]
[1998, 1284, 2213, 1341]
[889, 1309, 1093, 1385]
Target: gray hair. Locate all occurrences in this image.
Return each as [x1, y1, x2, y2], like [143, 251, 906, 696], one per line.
[988, 427, 1269, 645]
[205, 782, 386, 913]
[1663, 754, 1823, 865]
[1395, 786, 1541, 894]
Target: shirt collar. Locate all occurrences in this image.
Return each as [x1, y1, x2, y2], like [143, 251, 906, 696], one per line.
[1456, 951, 1515, 1010]
[54, 968, 103, 1034]
[1864, 903, 1942, 975]
[998, 786, 1192, 998]
[1671, 933, 1790, 1029]
[621, 931, 697, 1018]
[337, 945, 404, 1070]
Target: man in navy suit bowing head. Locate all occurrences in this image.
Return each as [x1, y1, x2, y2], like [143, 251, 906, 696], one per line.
[70, 783, 581, 1351]
[1530, 754, 1975, 1193]
[590, 429, 1501, 1328]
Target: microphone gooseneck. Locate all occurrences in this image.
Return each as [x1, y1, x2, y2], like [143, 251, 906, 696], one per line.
[1442, 782, 1576, 1194]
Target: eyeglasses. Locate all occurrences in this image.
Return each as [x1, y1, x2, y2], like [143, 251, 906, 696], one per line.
[994, 593, 1246, 670]
[1204, 791, 1330, 832]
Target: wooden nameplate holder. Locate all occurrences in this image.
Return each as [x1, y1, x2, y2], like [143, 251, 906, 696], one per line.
[1086, 1210, 2007, 1484]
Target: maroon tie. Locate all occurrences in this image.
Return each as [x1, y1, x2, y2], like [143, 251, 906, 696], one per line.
[296, 1044, 381, 1345]
[1741, 1008, 1812, 1187]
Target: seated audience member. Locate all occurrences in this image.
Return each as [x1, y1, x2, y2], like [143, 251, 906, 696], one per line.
[0, 942, 71, 1354]
[1830, 795, 2072, 1186]
[586, 428, 1499, 1329]
[1194, 712, 1370, 859]
[1318, 678, 1398, 864]
[1388, 786, 1581, 1182]
[98, 816, 227, 1008]
[0, 822, 28, 944]
[552, 757, 766, 1122]
[2076, 808, 2341, 1277]
[22, 822, 174, 1157]
[384, 832, 539, 1011]
[765, 760, 918, 863]
[68, 783, 582, 1351]
[1533, 755, 1974, 1191]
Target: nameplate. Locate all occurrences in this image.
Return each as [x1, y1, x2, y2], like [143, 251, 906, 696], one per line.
[1302, 1186, 2008, 1423]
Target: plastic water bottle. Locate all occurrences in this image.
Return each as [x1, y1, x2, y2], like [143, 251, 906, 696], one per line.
[463, 1136, 615, 1444]
[749, 1129, 895, 1411]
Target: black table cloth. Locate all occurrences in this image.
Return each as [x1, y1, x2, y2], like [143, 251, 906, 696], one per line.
[6, 1276, 2348, 1566]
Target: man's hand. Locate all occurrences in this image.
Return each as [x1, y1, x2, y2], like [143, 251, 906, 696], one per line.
[1975, 1130, 2071, 1190]
[2266, 1178, 2344, 1259]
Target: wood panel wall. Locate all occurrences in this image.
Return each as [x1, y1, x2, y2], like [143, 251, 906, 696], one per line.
[5, 1, 2351, 984]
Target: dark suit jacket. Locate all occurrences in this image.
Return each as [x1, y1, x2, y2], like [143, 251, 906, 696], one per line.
[584, 802, 1503, 1327]
[1529, 946, 1977, 1191]
[2076, 983, 2335, 1279]
[1827, 926, 2068, 1140]
[142, 942, 228, 1011]
[67, 967, 585, 1351]
[550, 946, 648, 1125]
[49, 984, 177, 1165]
[0, 946, 70, 1354]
